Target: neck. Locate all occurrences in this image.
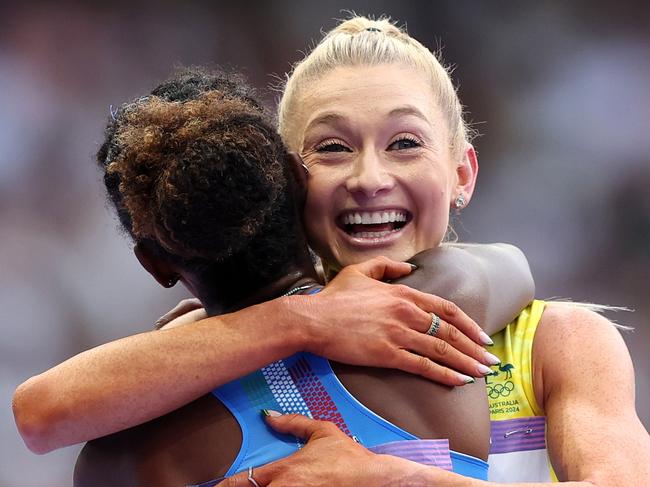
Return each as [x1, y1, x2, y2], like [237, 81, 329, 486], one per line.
[196, 253, 321, 316]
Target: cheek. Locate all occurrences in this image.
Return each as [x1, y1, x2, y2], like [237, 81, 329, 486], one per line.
[304, 175, 332, 221]
[409, 175, 452, 245]
[303, 178, 336, 252]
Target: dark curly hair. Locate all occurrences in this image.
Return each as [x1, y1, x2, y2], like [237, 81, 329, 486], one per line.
[97, 68, 305, 289]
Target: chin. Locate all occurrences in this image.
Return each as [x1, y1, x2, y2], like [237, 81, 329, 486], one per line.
[335, 246, 416, 267]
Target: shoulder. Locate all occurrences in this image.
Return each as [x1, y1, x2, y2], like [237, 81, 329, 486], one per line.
[532, 303, 634, 412]
[531, 304, 650, 483]
[535, 303, 628, 359]
[536, 303, 624, 340]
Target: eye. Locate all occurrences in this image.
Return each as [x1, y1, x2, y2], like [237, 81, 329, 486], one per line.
[315, 139, 352, 153]
[388, 136, 421, 151]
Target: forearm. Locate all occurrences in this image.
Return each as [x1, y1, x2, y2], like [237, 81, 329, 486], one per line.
[388, 462, 597, 486]
[406, 243, 534, 334]
[13, 257, 506, 455]
[12, 297, 307, 454]
[405, 469, 595, 487]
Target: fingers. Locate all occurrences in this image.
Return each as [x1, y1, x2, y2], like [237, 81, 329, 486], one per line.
[153, 298, 203, 329]
[348, 256, 414, 281]
[221, 465, 273, 487]
[393, 349, 477, 386]
[220, 471, 252, 487]
[263, 412, 339, 441]
[407, 327, 497, 379]
[418, 311, 501, 369]
[396, 285, 492, 346]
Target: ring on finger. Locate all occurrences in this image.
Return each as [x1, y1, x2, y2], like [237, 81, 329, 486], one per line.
[248, 466, 261, 487]
[427, 313, 441, 336]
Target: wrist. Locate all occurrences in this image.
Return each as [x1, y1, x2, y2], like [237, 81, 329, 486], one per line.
[375, 455, 480, 486]
[277, 293, 322, 355]
[268, 295, 314, 354]
[372, 454, 430, 485]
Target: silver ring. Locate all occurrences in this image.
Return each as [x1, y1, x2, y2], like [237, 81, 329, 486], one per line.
[247, 466, 261, 487]
[427, 313, 441, 336]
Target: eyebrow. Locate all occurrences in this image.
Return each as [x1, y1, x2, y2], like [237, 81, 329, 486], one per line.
[303, 112, 348, 135]
[387, 105, 433, 126]
[304, 105, 433, 135]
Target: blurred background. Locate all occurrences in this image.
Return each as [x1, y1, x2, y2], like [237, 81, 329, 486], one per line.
[1, 1, 648, 485]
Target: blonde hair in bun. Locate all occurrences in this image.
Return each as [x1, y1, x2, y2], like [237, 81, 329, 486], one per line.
[278, 15, 473, 158]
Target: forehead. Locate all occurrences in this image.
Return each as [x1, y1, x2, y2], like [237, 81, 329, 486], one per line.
[295, 64, 442, 137]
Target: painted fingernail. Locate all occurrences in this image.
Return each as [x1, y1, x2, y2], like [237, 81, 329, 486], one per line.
[479, 331, 494, 346]
[484, 351, 501, 366]
[458, 374, 475, 384]
[478, 364, 493, 376]
[408, 263, 418, 270]
[261, 409, 282, 417]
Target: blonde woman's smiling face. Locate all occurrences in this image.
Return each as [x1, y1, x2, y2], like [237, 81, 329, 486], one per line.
[295, 64, 477, 269]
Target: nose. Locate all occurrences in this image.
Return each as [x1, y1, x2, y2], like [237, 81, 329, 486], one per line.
[345, 150, 395, 198]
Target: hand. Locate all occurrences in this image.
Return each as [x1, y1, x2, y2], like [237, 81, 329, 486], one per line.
[301, 257, 498, 385]
[221, 412, 426, 487]
[154, 298, 205, 330]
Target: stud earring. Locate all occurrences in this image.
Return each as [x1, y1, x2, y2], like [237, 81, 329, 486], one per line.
[454, 194, 466, 209]
[166, 276, 179, 288]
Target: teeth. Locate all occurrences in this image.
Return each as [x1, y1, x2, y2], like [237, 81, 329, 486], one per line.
[350, 230, 396, 239]
[342, 210, 407, 225]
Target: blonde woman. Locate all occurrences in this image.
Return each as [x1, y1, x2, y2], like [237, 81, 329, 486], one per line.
[221, 15, 650, 486]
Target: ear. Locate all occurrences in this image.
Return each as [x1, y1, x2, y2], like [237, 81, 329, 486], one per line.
[134, 241, 179, 288]
[453, 144, 479, 206]
[286, 152, 308, 211]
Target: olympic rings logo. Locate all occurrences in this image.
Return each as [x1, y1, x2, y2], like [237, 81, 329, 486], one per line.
[487, 381, 515, 399]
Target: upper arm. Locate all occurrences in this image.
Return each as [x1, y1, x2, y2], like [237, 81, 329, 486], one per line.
[461, 243, 534, 334]
[408, 243, 534, 334]
[534, 304, 650, 485]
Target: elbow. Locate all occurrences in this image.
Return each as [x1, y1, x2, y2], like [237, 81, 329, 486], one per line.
[496, 242, 536, 301]
[13, 376, 62, 454]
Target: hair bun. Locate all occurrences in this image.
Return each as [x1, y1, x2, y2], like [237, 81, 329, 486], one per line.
[329, 16, 402, 37]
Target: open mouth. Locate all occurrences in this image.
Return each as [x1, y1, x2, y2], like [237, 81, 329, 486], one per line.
[337, 209, 411, 239]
